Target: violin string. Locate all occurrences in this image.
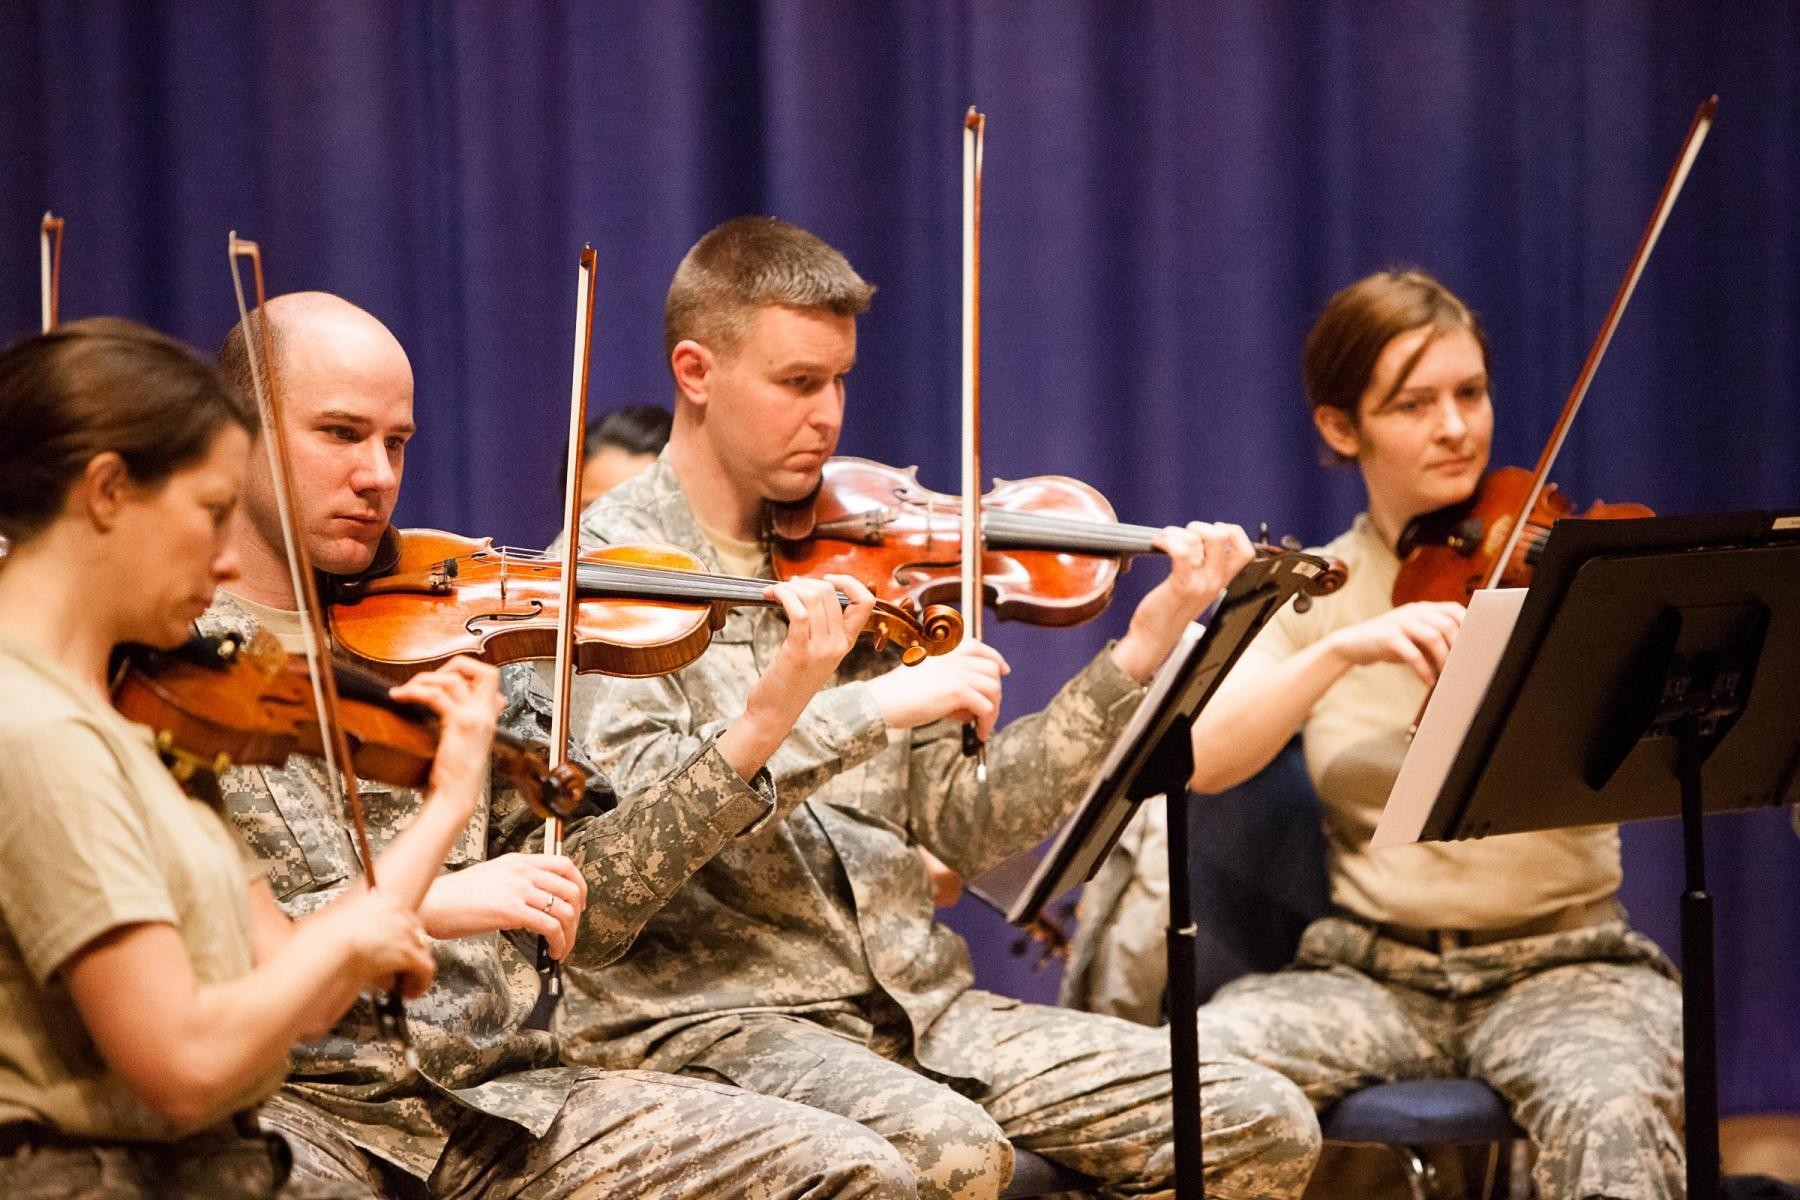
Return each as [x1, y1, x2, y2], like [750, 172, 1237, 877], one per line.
[981, 509, 1162, 553]
[436, 549, 843, 607]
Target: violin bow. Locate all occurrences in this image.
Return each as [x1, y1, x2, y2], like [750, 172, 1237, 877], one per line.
[960, 107, 988, 780]
[228, 235, 415, 1060]
[40, 212, 65, 332]
[523, 244, 599, 1031]
[1482, 95, 1717, 592]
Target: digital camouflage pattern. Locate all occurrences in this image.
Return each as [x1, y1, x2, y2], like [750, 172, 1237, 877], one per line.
[680, 991, 1319, 1200]
[198, 593, 905, 1199]
[261, 1074, 914, 1200]
[1195, 915, 1686, 1200]
[0, 1120, 365, 1199]
[554, 456, 1321, 1200]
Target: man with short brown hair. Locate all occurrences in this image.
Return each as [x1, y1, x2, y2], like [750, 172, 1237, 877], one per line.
[559, 217, 1322, 1200]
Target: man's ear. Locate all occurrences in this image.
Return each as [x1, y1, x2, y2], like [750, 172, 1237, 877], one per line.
[670, 340, 713, 408]
[80, 452, 132, 533]
[1312, 405, 1362, 461]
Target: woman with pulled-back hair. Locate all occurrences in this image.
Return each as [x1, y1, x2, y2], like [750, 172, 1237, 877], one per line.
[0, 319, 501, 1199]
[1071, 272, 1686, 1200]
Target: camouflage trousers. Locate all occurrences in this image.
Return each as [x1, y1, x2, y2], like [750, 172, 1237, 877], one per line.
[0, 1115, 363, 1199]
[679, 987, 1319, 1200]
[1194, 915, 1685, 1200]
[261, 1069, 915, 1199]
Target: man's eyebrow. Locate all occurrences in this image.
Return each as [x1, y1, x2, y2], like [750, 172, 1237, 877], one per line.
[316, 409, 415, 436]
[773, 353, 856, 372]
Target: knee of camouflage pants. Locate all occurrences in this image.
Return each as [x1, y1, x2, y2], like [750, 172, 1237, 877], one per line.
[1525, 1069, 1685, 1200]
[1200, 1062, 1321, 1200]
[796, 1120, 920, 1200]
[887, 1087, 1012, 1200]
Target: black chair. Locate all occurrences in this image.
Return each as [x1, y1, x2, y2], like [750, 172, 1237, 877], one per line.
[1188, 739, 1525, 1200]
[1003, 1148, 1091, 1197]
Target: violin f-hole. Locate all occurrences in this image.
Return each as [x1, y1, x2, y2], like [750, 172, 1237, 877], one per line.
[466, 602, 545, 634]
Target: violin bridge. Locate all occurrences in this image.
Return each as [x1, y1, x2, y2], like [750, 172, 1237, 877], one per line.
[814, 508, 894, 545]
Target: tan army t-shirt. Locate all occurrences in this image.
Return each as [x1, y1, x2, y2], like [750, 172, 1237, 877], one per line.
[1233, 514, 1621, 930]
[0, 633, 283, 1138]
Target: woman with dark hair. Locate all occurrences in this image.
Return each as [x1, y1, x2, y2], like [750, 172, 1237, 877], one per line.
[0, 318, 502, 1199]
[568, 404, 673, 509]
[1071, 272, 1686, 1200]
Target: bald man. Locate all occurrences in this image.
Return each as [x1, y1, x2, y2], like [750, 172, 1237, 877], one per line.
[201, 293, 913, 1199]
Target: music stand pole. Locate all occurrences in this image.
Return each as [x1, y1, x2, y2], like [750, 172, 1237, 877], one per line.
[1677, 722, 1722, 1196]
[1150, 727, 1204, 1200]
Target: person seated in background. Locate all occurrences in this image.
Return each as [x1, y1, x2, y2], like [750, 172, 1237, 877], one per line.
[0, 318, 470, 1199]
[567, 404, 671, 510]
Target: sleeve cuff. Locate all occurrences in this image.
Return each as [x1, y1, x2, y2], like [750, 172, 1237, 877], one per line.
[803, 679, 889, 770]
[680, 740, 778, 838]
[1078, 641, 1152, 722]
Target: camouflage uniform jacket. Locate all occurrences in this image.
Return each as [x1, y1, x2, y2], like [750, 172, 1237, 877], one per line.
[200, 592, 778, 1180]
[557, 455, 1148, 1086]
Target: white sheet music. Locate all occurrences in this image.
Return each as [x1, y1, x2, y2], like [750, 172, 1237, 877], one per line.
[1373, 588, 1528, 848]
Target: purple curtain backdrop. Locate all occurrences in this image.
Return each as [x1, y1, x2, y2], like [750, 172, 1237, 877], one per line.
[4, 1, 1796, 1114]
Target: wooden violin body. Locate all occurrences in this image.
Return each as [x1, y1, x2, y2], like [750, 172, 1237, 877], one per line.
[772, 458, 1140, 627]
[1393, 465, 1653, 605]
[771, 457, 1348, 625]
[328, 528, 963, 684]
[111, 629, 588, 822]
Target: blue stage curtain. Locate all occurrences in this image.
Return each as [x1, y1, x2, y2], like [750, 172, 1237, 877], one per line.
[4, 1, 1795, 1114]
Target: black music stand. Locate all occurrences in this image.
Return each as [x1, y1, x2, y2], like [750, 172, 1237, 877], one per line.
[986, 549, 1337, 1200]
[1381, 511, 1800, 1200]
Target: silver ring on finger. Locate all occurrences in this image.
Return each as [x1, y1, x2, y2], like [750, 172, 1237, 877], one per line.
[540, 895, 557, 915]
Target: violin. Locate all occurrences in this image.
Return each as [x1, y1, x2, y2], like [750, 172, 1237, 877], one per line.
[1391, 96, 1716, 609]
[111, 628, 588, 823]
[1393, 466, 1652, 605]
[768, 457, 1348, 624]
[325, 528, 965, 686]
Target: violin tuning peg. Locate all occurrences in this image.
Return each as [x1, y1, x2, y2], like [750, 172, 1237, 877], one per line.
[1257, 522, 1270, 544]
[1282, 535, 1301, 551]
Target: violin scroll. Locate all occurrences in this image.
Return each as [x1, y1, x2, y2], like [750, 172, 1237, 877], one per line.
[1254, 527, 1347, 613]
[873, 600, 965, 667]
